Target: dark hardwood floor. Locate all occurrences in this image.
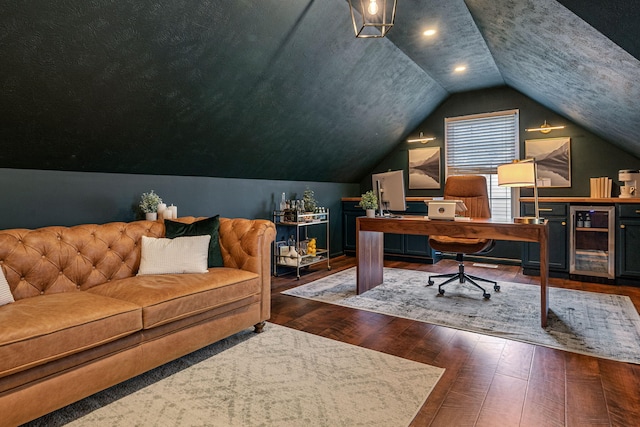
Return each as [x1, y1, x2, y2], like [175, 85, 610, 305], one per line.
[269, 256, 640, 427]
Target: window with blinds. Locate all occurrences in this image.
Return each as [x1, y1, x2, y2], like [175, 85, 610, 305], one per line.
[445, 110, 519, 222]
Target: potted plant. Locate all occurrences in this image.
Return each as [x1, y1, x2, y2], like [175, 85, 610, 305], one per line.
[303, 187, 317, 213]
[359, 190, 378, 218]
[139, 190, 163, 220]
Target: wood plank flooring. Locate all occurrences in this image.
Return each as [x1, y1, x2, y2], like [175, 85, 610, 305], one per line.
[269, 256, 640, 427]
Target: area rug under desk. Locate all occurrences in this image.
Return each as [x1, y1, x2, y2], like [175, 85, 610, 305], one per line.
[282, 267, 640, 364]
[25, 323, 444, 427]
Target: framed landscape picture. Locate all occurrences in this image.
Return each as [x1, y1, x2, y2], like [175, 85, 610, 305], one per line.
[525, 137, 571, 187]
[409, 147, 441, 189]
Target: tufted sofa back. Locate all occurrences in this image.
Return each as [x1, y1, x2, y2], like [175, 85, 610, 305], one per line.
[170, 216, 274, 276]
[0, 220, 165, 300]
[0, 217, 276, 302]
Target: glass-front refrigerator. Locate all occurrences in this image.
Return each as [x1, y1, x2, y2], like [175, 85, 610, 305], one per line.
[569, 206, 615, 279]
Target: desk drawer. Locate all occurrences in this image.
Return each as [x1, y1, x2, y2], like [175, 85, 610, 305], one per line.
[343, 202, 363, 212]
[618, 204, 640, 218]
[522, 202, 567, 217]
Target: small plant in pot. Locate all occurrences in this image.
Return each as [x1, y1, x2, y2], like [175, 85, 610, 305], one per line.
[359, 190, 378, 218]
[139, 190, 163, 220]
[303, 187, 317, 213]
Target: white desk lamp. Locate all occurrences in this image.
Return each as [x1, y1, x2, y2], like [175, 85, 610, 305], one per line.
[497, 158, 544, 224]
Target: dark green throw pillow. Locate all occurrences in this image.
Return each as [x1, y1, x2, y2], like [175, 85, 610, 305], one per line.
[164, 216, 223, 268]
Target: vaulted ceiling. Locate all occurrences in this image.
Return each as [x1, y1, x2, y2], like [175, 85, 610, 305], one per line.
[1, 0, 638, 183]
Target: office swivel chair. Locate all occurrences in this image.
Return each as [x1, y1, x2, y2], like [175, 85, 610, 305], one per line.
[427, 175, 500, 299]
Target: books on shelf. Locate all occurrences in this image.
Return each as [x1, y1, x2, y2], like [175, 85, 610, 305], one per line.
[590, 176, 612, 198]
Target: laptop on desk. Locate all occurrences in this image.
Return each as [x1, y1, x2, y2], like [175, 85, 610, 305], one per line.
[427, 200, 467, 220]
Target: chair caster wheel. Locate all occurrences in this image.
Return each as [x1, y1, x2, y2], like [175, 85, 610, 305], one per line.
[438, 289, 445, 295]
[494, 284, 500, 292]
[483, 293, 491, 299]
[428, 280, 434, 286]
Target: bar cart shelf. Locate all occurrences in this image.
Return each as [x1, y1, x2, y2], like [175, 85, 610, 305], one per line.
[273, 210, 331, 279]
[575, 227, 608, 232]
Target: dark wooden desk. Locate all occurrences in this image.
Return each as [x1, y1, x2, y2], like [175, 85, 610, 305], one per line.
[356, 216, 550, 327]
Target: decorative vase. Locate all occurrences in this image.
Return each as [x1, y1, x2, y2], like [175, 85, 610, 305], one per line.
[145, 212, 158, 221]
[366, 209, 375, 218]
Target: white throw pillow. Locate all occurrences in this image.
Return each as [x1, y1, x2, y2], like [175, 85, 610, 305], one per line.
[0, 268, 15, 306]
[138, 235, 211, 275]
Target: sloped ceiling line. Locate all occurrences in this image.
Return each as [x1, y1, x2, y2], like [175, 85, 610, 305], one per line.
[464, 0, 640, 158]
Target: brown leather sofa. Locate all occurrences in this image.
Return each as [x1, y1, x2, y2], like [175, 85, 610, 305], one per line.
[0, 216, 275, 426]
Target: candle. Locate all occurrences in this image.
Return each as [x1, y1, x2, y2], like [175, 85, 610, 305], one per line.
[163, 209, 173, 220]
[170, 205, 177, 219]
[157, 203, 167, 218]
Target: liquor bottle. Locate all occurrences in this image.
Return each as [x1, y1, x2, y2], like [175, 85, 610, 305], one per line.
[279, 193, 287, 211]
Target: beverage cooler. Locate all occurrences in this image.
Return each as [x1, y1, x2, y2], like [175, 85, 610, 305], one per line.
[569, 206, 615, 279]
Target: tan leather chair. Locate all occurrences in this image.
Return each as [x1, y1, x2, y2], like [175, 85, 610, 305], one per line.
[427, 175, 500, 299]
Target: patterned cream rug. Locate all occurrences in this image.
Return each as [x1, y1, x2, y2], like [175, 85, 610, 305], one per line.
[25, 323, 444, 427]
[283, 267, 640, 364]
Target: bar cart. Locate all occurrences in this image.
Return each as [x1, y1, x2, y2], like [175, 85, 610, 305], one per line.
[272, 209, 331, 279]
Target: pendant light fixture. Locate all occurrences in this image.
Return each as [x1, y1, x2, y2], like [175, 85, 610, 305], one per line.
[348, 0, 397, 38]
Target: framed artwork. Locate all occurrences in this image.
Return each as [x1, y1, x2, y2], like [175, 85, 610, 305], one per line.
[409, 147, 441, 189]
[525, 137, 571, 187]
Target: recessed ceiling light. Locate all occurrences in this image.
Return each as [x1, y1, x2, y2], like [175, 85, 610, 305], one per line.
[454, 66, 466, 73]
[423, 29, 436, 37]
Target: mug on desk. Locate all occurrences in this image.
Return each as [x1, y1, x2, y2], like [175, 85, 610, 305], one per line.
[620, 186, 636, 197]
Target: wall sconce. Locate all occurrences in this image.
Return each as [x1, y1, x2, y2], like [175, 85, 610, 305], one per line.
[525, 120, 565, 134]
[348, 0, 397, 38]
[497, 158, 545, 224]
[407, 132, 436, 144]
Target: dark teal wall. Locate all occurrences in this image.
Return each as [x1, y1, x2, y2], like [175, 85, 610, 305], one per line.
[360, 86, 640, 261]
[0, 168, 359, 256]
[362, 86, 640, 197]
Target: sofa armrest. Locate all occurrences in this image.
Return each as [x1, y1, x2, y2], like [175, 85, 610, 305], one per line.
[218, 218, 275, 274]
[219, 218, 276, 321]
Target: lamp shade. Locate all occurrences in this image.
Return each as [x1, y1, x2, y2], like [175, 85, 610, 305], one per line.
[497, 159, 544, 224]
[497, 162, 535, 187]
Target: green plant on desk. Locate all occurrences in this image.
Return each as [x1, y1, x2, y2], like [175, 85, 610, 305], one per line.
[359, 190, 378, 210]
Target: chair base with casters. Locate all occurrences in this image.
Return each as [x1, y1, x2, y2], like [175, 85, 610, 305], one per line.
[427, 253, 500, 299]
[426, 175, 499, 299]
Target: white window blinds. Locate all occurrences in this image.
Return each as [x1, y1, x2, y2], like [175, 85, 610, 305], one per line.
[445, 110, 519, 176]
[444, 110, 519, 222]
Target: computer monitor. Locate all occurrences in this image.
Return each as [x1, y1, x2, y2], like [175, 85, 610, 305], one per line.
[371, 170, 407, 215]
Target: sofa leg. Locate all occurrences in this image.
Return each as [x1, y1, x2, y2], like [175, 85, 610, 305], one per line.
[253, 321, 266, 333]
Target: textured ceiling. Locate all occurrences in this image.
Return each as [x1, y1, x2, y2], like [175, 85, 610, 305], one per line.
[465, 0, 640, 157]
[1, 0, 638, 182]
[387, 0, 504, 92]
